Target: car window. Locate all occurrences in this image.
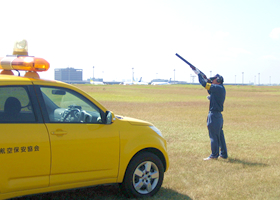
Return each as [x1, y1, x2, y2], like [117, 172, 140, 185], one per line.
[40, 87, 102, 123]
[0, 86, 36, 123]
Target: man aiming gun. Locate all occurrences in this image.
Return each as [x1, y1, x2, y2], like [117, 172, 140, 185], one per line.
[176, 54, 228, 160]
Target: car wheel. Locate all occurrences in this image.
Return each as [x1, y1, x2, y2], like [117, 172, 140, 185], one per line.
[120, 152, 164, 198]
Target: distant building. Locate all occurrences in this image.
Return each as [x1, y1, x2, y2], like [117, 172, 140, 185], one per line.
[92, 78, 103, 82]
[55, 68, 83, 83]
[150, 79, 169, 83]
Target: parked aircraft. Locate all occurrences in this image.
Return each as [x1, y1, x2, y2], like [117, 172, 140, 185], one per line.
[133, 77, 149, 85]
[90, 80, 105, 85]
[151, 78, 171, 85]
[121, 77, 149, 85]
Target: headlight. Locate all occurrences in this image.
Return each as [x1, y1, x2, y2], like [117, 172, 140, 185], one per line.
[149, 126, 163, 137]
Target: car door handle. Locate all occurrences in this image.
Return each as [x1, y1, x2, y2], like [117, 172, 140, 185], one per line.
[52, 130, 67, 136]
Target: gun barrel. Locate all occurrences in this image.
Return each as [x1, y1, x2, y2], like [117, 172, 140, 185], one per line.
[175, 53, 210, 83]
[175, 53, 195, 69]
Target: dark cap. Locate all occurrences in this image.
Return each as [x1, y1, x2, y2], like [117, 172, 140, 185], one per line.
[210, 74, 224, 84]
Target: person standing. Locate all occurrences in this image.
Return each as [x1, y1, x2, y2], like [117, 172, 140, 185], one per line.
[196, 72, 228, 160]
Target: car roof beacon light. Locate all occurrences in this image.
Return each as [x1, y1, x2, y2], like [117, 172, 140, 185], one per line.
[13, 39, 28, 56]
[0, 40, 50, 78]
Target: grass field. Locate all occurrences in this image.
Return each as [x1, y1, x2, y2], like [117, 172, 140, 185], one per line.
[17, 84, 280, 200]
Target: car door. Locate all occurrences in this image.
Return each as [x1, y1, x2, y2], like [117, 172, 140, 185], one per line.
[0, 85, 50, 193]
[36, 86, 119, 186]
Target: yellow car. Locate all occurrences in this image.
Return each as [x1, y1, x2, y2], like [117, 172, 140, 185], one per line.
[0, 40, 169, 199]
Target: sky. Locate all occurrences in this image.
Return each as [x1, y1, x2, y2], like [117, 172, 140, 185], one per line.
[0, 0, 279, 84]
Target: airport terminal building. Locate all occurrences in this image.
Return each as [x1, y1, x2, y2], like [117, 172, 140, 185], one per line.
[55, 68, 84, 83]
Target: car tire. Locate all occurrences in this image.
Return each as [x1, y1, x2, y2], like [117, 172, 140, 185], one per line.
[120, 152, 164, 198]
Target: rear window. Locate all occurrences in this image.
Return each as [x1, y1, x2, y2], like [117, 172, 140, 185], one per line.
[0, 86, 36, 123]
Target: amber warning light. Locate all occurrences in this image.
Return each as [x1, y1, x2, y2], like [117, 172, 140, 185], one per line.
[0, 39, 50, 77]
[0, 56, 50, 72]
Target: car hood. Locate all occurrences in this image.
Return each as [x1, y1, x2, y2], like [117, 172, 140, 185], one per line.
[116, 115, 153, 126]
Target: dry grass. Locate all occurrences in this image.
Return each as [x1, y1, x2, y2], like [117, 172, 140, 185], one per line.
[15, 84, 280, 200]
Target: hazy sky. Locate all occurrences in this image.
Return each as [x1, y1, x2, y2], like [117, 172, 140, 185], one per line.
[0, 0, 279, 84]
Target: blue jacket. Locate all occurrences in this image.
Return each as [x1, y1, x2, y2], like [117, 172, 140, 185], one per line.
[198, 74, 226, 112]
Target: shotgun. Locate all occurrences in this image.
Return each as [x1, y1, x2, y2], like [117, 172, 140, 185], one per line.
[175, 53, 210, 83]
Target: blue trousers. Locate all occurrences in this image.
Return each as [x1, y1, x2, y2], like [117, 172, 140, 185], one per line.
[207, 111, 228, 158]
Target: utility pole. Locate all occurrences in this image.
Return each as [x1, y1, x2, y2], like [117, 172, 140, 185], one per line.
[191, 75, 196, 83]
[93, 66, 94, 80]
[132, 68, 134, 82]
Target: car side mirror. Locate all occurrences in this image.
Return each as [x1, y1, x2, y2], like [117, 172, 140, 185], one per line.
[105, 111, 114, 124]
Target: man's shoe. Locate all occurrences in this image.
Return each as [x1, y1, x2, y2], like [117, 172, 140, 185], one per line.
[203, 156, 218, 161]
[219, 156, 228, 159]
